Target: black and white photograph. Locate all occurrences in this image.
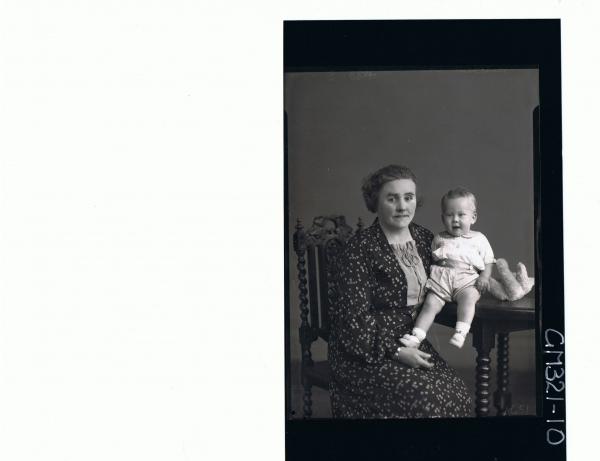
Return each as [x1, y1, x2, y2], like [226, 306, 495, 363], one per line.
[7, 2, 600, 459]
[287, 67, 538, 419]
[285, 20, 564, 461]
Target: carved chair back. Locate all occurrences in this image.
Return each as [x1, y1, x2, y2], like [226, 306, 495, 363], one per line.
[292, 215, 360, 367]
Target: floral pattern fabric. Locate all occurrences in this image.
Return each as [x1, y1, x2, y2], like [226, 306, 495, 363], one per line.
[328, 220, 472, 418]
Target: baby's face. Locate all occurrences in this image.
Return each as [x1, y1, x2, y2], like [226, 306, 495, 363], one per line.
[442, 197, 477, 237]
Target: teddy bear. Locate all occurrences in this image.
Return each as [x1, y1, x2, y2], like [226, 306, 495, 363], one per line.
[487, 258, 535, 301]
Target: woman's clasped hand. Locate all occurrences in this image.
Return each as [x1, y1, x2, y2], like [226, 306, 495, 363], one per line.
[393, 347, 434, 369]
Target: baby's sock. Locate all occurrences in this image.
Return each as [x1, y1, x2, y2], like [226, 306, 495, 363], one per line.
[449, 321, 471, 348]
[455, 321, 470, 336]
[400, 327, 427, 348]
[412, 327, 427, 342]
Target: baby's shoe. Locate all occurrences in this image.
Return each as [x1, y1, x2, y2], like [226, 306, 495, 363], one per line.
[400, 327, 426, 348]
[449, 332, 466, 348]
[449, 321, 470, 348]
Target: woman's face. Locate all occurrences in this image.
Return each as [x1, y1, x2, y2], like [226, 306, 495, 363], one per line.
[376, 179, 417, 233]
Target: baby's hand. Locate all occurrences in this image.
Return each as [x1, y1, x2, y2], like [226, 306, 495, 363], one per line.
[476, 275, 490, 293]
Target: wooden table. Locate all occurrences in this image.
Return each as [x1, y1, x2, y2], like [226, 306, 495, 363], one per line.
[435, 290, 535, 417]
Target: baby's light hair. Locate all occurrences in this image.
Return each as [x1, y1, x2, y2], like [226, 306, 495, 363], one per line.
[441, 187, 477, 212]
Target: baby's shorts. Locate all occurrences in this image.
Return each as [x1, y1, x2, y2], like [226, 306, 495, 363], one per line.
[425, 265, 479, 303]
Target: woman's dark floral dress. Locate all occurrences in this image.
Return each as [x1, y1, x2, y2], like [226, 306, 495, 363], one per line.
[328, 220, 472, 418]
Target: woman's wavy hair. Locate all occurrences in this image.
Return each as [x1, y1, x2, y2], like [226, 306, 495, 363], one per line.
[361, 164, 421, 213]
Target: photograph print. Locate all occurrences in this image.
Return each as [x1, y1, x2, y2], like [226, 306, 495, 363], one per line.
[285, 20, 564, 461]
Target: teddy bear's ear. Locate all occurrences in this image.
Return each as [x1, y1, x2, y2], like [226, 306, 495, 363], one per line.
[495, 259, 525, 301]
[515, 263, 535, 293]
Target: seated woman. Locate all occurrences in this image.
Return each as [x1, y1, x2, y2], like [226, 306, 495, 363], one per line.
[328, 164, 472, 418]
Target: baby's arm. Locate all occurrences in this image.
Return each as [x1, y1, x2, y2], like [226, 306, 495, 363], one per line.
[476, 233, 495, 293]
[476, 263, 493, 293]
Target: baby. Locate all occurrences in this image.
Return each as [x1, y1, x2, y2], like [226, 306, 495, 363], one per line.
[401, 187, 494, 348]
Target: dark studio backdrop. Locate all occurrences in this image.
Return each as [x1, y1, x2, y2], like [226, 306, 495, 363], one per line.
[286, 68, 539, 418]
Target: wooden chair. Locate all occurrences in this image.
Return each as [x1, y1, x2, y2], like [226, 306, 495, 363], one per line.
[292, 215, 360, 418]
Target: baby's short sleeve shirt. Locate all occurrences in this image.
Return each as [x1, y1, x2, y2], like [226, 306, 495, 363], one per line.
[432, 231, 494, 271]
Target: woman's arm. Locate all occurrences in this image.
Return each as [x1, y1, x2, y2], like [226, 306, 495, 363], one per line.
[332, 242, 398, 365]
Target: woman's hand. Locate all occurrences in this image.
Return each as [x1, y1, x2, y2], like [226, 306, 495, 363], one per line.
[392, 347, 434, 369]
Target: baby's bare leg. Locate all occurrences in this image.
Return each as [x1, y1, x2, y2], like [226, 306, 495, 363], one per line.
[414, 292, 446, 333]
[454, 286, 480, 325]
[400, 293, 445, 347]
[450, 286, 481, 348]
